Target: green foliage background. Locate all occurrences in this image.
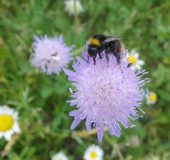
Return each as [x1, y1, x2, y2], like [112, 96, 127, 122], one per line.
[0, 0, 170, 159]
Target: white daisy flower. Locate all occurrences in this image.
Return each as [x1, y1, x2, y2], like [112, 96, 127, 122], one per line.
[84, 144, 104, 160]
[64, 0, 84, 16]
[0, 105, 21, 141]
[146, 91, 157, 105]
[126, 49, 144, 70]
[51, 152, 68, 160]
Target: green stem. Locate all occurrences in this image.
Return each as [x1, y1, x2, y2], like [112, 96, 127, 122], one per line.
[71, 45, 86, 56]
[105, 134, 125, 160]
[74, 0, 79, 32]
[114, 145, 125, 160]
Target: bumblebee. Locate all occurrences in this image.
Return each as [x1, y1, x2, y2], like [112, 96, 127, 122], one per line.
[87, 34, 124, 65]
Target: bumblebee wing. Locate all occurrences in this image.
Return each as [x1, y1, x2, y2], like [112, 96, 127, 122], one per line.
[102, 36, 122, 43]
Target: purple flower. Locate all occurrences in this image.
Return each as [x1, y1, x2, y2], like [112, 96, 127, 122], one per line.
[30, 35, 74, 75]
[64, 49, 150, 142]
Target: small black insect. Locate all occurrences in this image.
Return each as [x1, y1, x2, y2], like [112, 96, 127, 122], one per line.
[87, 34, 124, 65]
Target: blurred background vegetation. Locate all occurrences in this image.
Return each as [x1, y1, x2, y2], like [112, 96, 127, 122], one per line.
[0, 0, 170, 159]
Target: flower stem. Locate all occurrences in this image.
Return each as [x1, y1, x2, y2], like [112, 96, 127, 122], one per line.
[114, 144, 125, 160]
[71, 45, 86, 56]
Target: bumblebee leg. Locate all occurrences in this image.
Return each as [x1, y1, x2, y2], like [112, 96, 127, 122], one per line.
[87, 56, 90, 64]
[93, 57, 96, 65]
[106, 53, 109, 66]
[112, 49, 123, 72]
[114, 49, 121, 65]
[105, 48, 111, 66]
[99, 52, 102, 59]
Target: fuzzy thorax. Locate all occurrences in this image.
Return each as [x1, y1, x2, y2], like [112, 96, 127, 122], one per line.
[88, 37, 101, 46]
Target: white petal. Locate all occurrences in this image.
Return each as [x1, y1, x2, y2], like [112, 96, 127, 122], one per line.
[4, 131, 12, 141]
[134, 53, 139, 59]
[13, 123, 21, 133]
[138, 60, 145, 65]
[52, 152, 68, 160]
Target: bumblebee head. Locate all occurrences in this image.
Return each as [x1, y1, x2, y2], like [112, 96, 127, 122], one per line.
[88, 37, 101, 47]
[88, 45, 98, 58]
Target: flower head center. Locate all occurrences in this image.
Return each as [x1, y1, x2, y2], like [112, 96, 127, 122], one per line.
[149, 92, 157, 101]
[0, 114, 14, 131]
[55, 158, 62, 160]
[128, 55, 137, 65]
[90, 151, 97, 158]
[52, 52, 60, 61]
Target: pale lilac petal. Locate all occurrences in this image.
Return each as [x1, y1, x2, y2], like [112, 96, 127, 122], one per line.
[85, 118, 91, 131]
[58, 34, 63, 42]
[63, 68, 75, 76]
[97, 126, 104, 142]
[119, 117, 130, 128]
[71, 118, 82, 130]
[69, 110, 82, 116]
[109, 123, 121, 137]
[33, 35, 41, 42]
[82, 51, 88, 60]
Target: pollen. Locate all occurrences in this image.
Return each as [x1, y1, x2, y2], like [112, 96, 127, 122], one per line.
[89, 38, 101, 46]
[90, 151, 97, 158]
[149, 92, 157, 101]
[0, 114, 14, 131]
[128, 55, 137, 65]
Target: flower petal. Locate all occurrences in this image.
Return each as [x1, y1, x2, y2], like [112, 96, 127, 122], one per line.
[85, 118, 91, 131]
[71, 117, 82, 130]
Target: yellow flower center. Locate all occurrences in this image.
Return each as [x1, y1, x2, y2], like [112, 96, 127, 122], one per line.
[128, 55, 137, 65]
[90, 151, 97, 158]
[56, 158, 62, 160]
[0, 114, 14, 132]
[149, 92, 157, 101]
